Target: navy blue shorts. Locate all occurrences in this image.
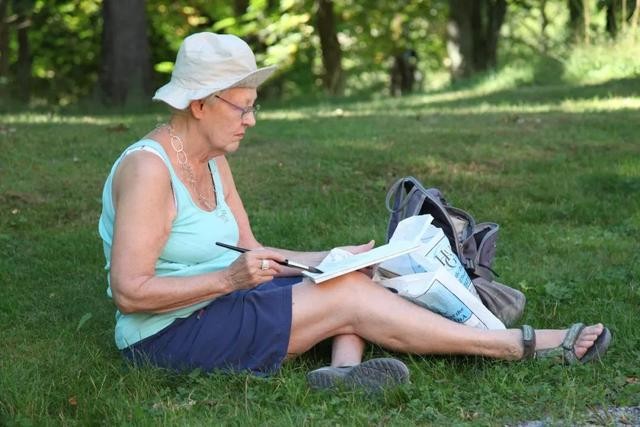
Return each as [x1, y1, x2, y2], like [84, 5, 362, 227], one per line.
[121, 276, 301, 376]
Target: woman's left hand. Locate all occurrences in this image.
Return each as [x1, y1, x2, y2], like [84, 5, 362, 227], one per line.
[338, 240, 376, 277]
[340, 240, 375, 255]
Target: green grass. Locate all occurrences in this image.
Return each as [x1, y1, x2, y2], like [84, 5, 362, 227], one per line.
[1, 74, 639, 426]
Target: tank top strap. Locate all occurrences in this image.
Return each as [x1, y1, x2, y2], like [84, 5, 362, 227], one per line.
[208, 157, 228, 208]
[122, 139, 179, 181]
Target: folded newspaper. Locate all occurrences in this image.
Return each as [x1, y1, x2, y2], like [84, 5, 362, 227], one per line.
[377, 214, 505, 330]
[381, 214, 477, 295]
[375, 267, 505, 330]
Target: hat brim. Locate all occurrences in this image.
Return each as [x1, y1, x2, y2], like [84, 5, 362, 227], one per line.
[152, 65, 277, 110]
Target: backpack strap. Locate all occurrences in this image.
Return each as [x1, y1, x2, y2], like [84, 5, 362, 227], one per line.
[386, 177, 477, 266]
[470, 222, 500, 280]
[385, 176, 428, 241]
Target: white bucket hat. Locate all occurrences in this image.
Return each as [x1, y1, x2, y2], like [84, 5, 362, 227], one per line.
[152, 32, 276, 109]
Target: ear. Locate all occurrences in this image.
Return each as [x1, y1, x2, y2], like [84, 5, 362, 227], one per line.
[188, 100, 206, 119]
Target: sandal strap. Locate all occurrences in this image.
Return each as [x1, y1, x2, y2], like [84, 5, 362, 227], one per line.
[520, 325, 536, 359]
[534, 322, 585, 364]
[560, 322, 585, 364]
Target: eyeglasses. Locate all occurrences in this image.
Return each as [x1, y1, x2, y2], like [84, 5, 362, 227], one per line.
[214, 95, 260, 120]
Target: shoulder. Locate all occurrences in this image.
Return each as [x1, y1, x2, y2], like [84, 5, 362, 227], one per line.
[113, 149, 172, 201]
[116, 149, 170, 183]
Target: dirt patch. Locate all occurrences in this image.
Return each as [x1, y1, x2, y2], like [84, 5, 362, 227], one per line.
[512, 406, 640, 426]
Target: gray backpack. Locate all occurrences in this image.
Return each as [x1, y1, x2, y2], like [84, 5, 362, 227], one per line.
[385, 176, 526, 326]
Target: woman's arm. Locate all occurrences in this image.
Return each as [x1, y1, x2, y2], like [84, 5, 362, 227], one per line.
[109, 152, 284, 314]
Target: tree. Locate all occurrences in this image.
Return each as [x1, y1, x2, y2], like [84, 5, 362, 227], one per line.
[447, 0, 507, 80]
[100, 0, 152, 105]
[568, 0, 584, 41]
[0, 0, 34, 102]
[0, 0, 9, 97]
[604, 0, 619, 37]
[233, 0, 249, 16]
[631, 0, 640, 31]
[315, 0, 344, 95]
[14, 0, 32, 102]
[390, 49, 419, 96]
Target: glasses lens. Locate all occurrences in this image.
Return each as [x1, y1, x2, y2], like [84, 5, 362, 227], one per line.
[242, 104, 260, 120]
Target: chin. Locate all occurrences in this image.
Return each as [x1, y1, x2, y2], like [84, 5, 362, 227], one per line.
[226, 141, 241, 153]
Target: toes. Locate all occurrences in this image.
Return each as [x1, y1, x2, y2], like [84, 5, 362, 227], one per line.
[573, 324, 605, 358]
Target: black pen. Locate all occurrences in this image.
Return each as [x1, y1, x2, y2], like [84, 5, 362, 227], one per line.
[215, 242, 324, 274]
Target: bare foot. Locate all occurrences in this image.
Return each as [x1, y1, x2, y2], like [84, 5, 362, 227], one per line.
[533, 323, 605, 359]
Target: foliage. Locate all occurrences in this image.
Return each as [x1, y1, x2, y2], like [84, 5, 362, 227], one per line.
[336, 0, 448, 94]
[562, 32, 640, 84]
[3, 0, 102, 105]
[0, 0, 638, 106]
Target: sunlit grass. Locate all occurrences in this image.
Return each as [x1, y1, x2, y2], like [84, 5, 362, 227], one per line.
[1, 74, 639, 425]
[563, 33, 640, 84]
[0, 114, 122, 125]
[262, 93, 640, 120]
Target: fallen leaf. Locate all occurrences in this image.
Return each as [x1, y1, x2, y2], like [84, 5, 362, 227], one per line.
[76, 313, 93, 331]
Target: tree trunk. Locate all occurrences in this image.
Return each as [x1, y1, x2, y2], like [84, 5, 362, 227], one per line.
[233, 0, 249, 16]
[447, 0, 474, 79]
[631, 0, 640, 31]
[568, 0, 584, 42]
[315, 0, 344, 95]
[480, 0, 507, 70]
[606, 0, 618, 37]
[447, 0, 507, 80]
[390, 50, 418, 96]
[0, 0, 9, 85]
[100, 0, 152, 106]
[583, 0, 591, 44]
[14, 1, 31, 102]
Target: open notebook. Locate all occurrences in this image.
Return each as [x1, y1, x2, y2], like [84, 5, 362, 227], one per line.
[302, 239, 421, 284]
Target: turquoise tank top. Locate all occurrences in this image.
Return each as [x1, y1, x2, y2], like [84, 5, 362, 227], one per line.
[98, 139, 240, 349]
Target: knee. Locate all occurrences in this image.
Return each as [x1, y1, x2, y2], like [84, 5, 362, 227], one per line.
[328, 271, 376, 296]
[324, 271, 380, 315]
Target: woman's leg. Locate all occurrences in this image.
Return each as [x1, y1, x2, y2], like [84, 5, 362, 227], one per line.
[330, 334, 365, 367]
[288, 272, 604, 360]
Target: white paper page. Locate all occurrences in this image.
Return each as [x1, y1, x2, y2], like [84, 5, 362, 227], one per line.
[389, 214, 433, 243]
[303, 239, 421, 284]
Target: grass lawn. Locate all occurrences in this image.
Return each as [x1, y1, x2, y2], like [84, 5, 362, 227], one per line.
[1, 76, 639, 425]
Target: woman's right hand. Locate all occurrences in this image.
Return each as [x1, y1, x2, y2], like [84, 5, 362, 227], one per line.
[223, 249, 286, 292]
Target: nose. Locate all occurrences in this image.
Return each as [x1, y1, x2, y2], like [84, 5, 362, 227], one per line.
[242, 111, 256, 127]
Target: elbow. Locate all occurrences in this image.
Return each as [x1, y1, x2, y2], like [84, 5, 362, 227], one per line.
[110, 276, 147, 314]
[111, 290, 139, 314]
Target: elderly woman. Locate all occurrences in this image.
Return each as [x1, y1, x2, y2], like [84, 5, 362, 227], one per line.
[98, 32, 611, 391]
